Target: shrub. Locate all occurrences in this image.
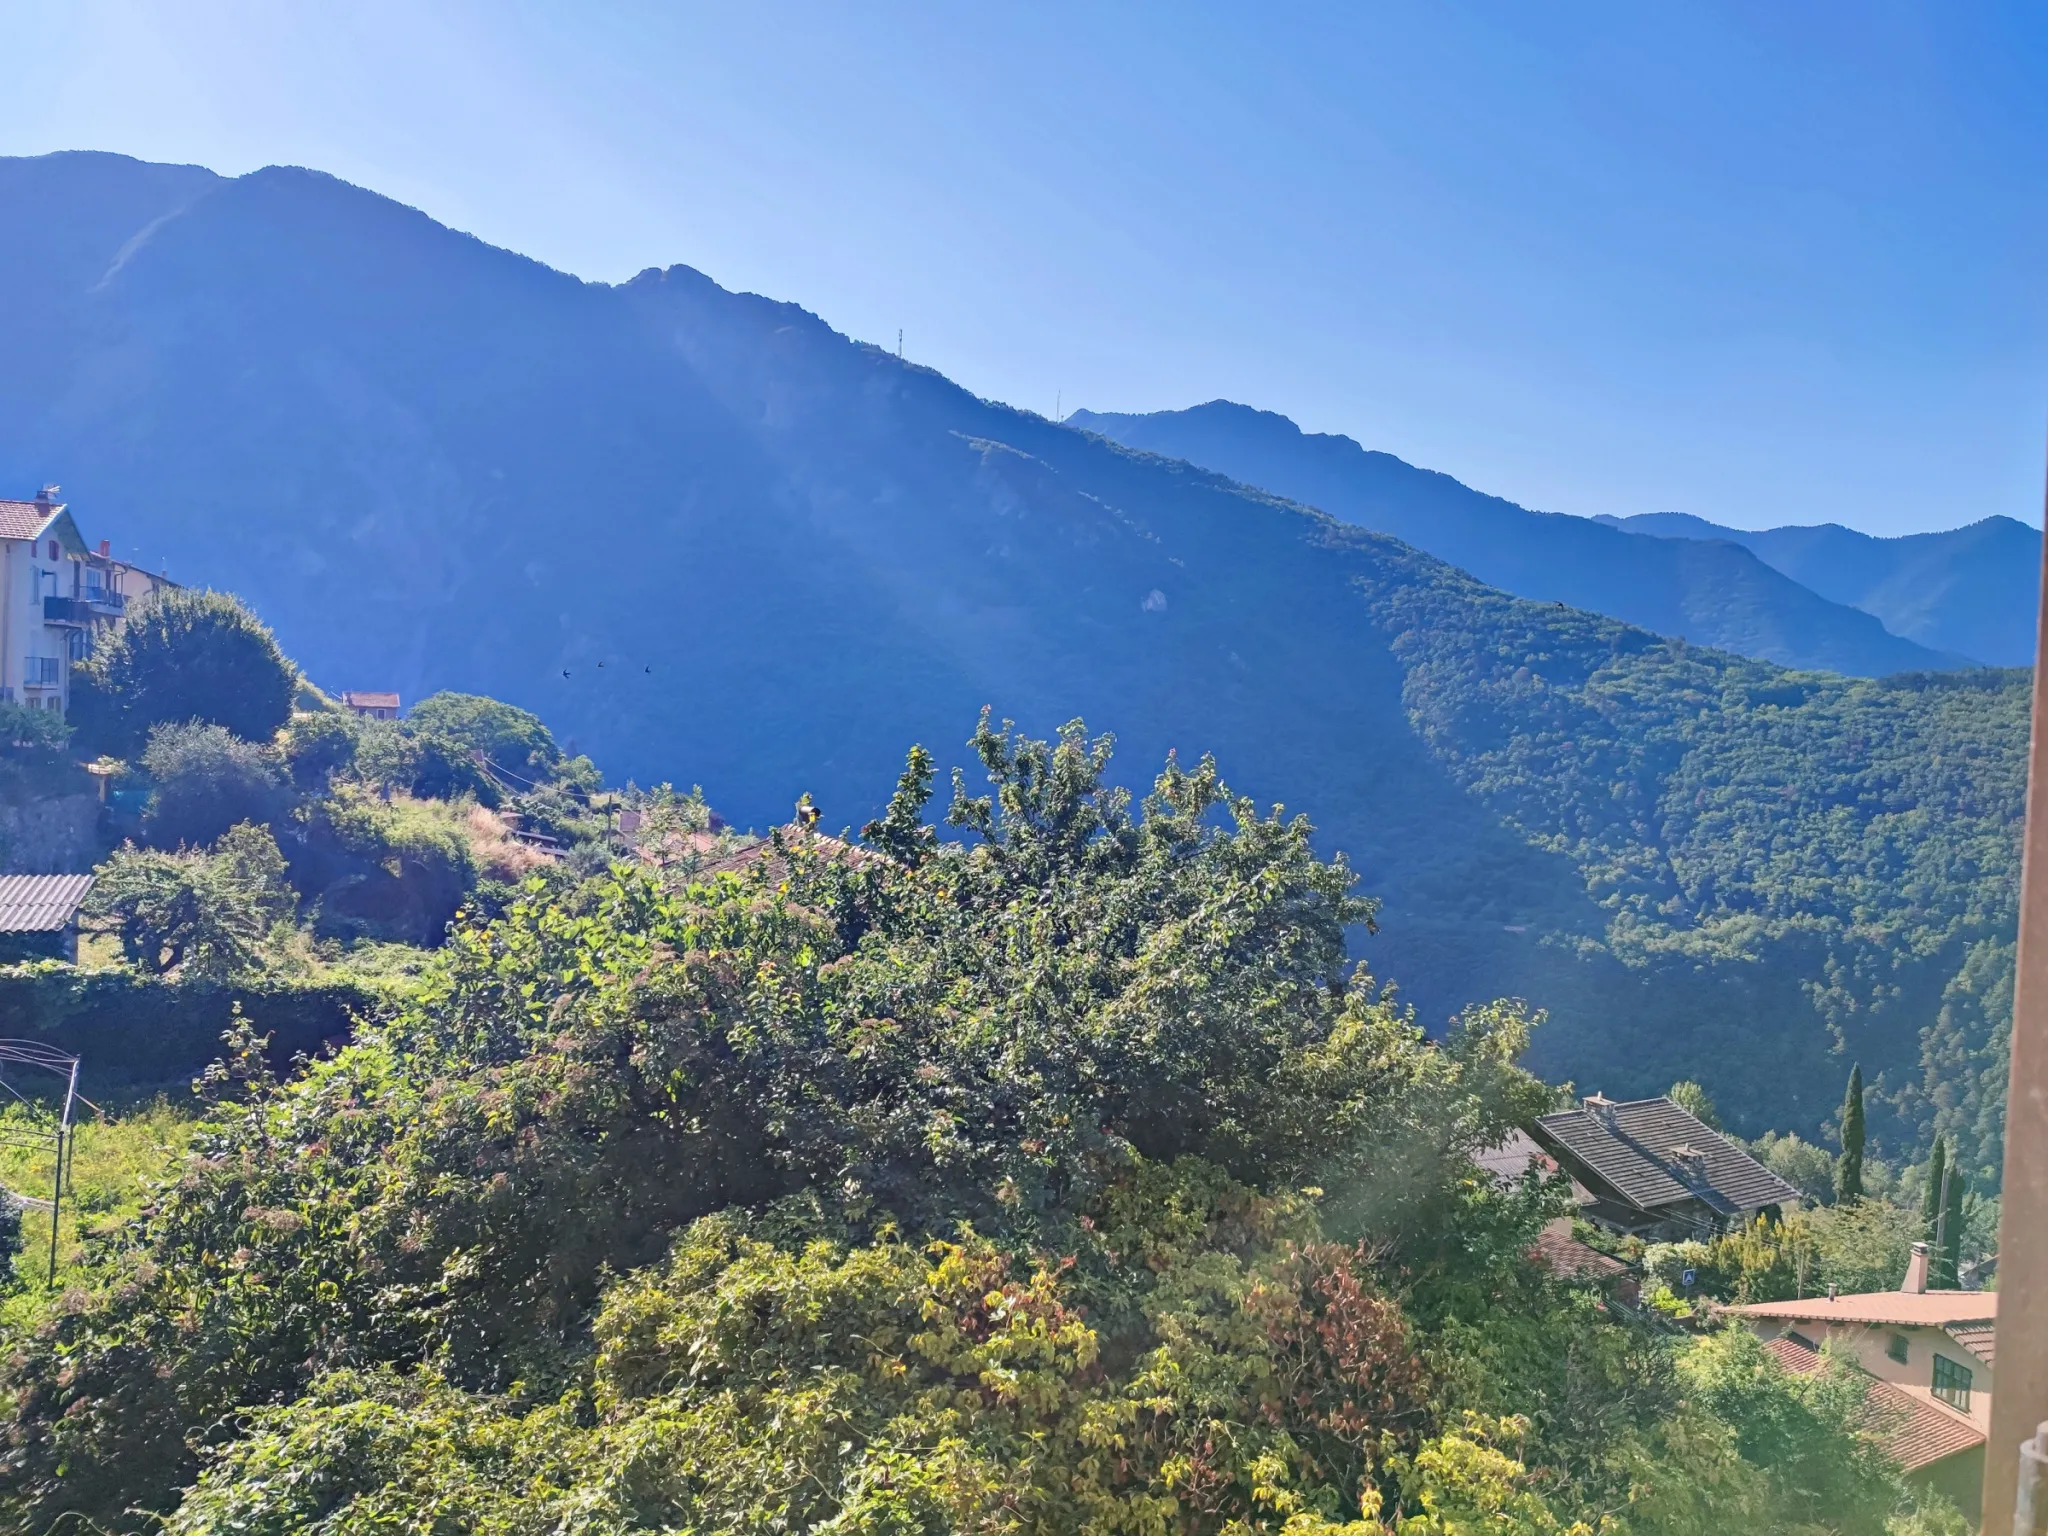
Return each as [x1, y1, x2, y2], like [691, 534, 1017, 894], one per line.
[297, 789, 477, 946]
[142, 721, 287, 848]
[405, 692, 561, 782]
[84, 823, 296, 979]
[72, 588, 296, 755]
[279, 709, 361, 789]
[0, 702, 71, 755]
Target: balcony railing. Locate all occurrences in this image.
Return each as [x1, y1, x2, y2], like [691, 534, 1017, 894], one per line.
[45, 590, 125, 626]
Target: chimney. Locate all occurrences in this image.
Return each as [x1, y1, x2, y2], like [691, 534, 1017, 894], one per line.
[97, 540, 109, 557]
[1584, 1092, 1620, 1130]
[1903, 1240, 1930, 1294]
[34, 485, 57, 507]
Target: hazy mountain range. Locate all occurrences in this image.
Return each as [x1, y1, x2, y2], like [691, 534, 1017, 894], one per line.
[1072, 402, 2036, 672]
[1597, 510, 2040, 666]
[0, 150, 2028, 1149]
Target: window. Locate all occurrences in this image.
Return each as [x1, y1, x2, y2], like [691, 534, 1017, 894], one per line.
[1933, 1353, 1972, 1412]
[1888, 1333, 1909, 1365]
[45, 540, 57, 561]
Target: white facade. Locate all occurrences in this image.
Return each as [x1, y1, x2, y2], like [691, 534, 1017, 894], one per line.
[0, 491, 171, 714]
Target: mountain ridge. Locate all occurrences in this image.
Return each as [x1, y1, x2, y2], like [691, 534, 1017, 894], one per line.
[1069, 400, 1976, 674]
[1595, 509, 2041, 665]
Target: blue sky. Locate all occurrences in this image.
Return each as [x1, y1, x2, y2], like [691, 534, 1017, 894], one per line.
[5, 1, 2046, 535]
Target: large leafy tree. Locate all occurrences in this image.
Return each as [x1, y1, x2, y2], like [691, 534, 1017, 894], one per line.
[73, 589, 296, 756]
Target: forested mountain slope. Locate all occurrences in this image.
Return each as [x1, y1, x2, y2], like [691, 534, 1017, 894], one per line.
[1071, 401, 1968, 674]
[0, 151, 2025, 1159]
[1601, 509, 2041, 666]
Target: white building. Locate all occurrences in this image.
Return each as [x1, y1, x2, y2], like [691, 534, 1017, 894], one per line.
[0, 488, 171, 714]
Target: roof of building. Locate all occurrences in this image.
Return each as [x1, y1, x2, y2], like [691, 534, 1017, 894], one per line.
[341, 691, 401, 710]
[1763, 1335, 1982, 1472]
[1530, 1097, 1801, 1217]
[0, 874, 96, 933]
[0, 500, 64, 543]
[1529, 1218, 1630, 1282]
[1474, 1129, 1551, 1183]
[1947, 1319, 1996, 1368]
[1734, 1290, 1996, 1329]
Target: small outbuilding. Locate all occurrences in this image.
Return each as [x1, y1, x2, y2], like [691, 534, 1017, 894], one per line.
[0, 872, 95, 962]
[342, 691, 401, 720]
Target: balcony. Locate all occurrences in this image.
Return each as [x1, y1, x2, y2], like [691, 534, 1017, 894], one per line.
[44, 589, 125, 626]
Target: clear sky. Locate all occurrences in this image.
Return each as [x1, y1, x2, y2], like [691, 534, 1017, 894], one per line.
[5, 1, 2046, 536]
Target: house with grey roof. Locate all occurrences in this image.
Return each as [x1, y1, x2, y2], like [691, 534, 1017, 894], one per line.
[1526, 1093, 1800, 1240]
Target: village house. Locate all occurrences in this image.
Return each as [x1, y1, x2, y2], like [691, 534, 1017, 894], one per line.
[1733, 1243, 1993, 1516]
[1525, 1093, 1800, 1240]
[341, 690, 401, 720]
[0, 488, 170, 715]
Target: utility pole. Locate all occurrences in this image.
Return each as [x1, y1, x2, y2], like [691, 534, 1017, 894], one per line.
[896, 328, 903, 359]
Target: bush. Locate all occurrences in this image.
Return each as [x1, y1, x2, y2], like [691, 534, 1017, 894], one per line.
[279, 709, 361, 789]
[84, 824, 296, 979]
[73, 589, 296, 756]
[405, 692, 561, 783]
[295, 789, 477, 946]
[141, 722, 287, 848]
[0, 702, 71, 755]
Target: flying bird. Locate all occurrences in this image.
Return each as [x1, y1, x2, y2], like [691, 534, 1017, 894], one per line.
[562, 669, 571, 678]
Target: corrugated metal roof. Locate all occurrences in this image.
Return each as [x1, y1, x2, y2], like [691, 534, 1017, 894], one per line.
[0, 874, 95, 932]
[1530, 1097, 1801, 1217]
[1763, 1335, 1982, 1472]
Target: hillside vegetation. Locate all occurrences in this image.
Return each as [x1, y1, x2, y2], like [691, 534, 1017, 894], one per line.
[0, 722, 1967, 1535]
[0, 151, 2026, 1167]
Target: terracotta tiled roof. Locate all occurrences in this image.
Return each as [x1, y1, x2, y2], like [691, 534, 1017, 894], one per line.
[1734, 1290, 1996, 1329]
[341, 691, 400, 711]
[1763, 1336, 1982, 1472]
[1529, 1218, 1629, 1281]
[1946, 1319, 1996, 1368]
[0, 874, 95, 933]
[0, 501, 60, 542]
[1530, 1098, 1800, 1217]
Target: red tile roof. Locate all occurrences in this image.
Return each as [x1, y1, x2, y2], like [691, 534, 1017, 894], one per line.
[1763, 1336, 1982, 1472]
[341, 691, 401, 711]
[0, 501, 61, 542]
[1946, 1320, 1996, 1368]
[1734, 1290, 1996, 1329]
[1529, 1218, 1629, 1281]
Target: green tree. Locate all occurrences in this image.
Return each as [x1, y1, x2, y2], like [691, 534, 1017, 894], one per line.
[83, 823, 295, 978]
[1935, 1161, 1966, 1290]
[404, 692, 562, 784]
[141, 721, 286, 848]
[1920, 1135, 1947, 1246]
[1667, 1079, 1721, 1129]
[72, 589, 296, 756]
[1835, 1063, 1865, 1204]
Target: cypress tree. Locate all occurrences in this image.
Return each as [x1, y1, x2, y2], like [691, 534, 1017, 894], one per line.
[1834, 1064, 1866, 1203]
[1937, 1163, 1967, 1289]
[1920, 1136, 1947, 1243]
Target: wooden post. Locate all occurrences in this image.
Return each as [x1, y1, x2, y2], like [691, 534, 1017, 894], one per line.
[1985, 455, 2048, 1536]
